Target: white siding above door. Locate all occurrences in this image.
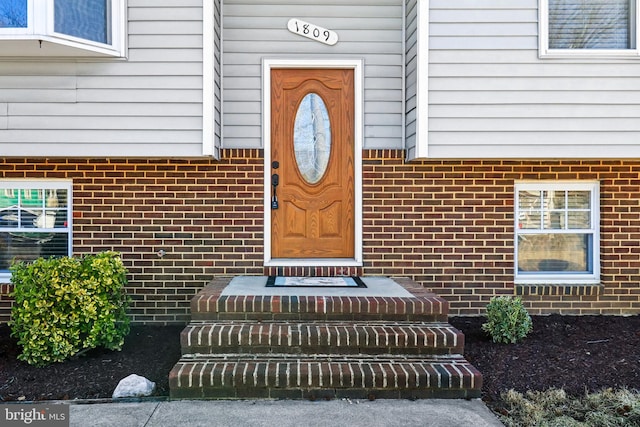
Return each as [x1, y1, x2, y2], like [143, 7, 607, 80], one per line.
[222, 0, 404, 150]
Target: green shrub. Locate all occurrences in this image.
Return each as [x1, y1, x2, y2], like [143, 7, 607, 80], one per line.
[10, 251, 130, 367]
[482, 296, 532, 344]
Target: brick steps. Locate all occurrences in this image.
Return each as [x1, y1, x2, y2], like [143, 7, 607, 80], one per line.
[191, 294, 448, 322]
[169, 354, 481, 400]
[181, 321, 464, 355]
[169, 277, 482, 400]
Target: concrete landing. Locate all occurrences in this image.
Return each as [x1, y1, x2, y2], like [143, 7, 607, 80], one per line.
[220, 276, 413, 297]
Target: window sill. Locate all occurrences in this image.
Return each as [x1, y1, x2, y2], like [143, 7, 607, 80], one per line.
[515, 284, 603, 297]
[0, 37, 125, 59]
[539, 49, 640, 60]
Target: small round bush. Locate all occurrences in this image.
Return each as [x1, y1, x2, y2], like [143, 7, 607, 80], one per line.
[10, 251, 130, 366]
[482, 296, 533, 344]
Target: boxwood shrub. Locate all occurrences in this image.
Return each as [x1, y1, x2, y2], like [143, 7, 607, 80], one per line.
[10, 251, 130, 366]
[482, 296, 533, 344]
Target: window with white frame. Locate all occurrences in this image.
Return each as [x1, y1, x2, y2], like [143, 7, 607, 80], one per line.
[515, 182, 600, 284]
[0, 0, 125, 57]
[0, 181, 72, 276]
[539, 0, 640, 57]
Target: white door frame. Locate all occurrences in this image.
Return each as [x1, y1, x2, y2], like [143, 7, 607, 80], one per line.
[262, 58, 363, 267]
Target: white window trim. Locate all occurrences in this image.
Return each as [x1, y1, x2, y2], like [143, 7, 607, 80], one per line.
[0, 179, 73, 281]
[539, 0, 640, 59]
[514, 181, 600, 285]
[0, 0, 126, 57]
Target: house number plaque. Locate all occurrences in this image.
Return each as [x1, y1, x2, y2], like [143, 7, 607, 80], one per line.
[287, 18, 338, 46]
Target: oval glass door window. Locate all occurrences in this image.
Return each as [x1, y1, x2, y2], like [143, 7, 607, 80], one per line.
[293, 93, 332, 184]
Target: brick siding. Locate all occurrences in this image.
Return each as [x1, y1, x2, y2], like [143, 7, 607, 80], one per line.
[1, 151, 639, 323]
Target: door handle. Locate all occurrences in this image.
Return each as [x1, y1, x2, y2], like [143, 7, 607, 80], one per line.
[271, 173, 279, 209]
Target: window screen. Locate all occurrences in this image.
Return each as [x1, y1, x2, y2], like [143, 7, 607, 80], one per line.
[548, 0, 632, 49]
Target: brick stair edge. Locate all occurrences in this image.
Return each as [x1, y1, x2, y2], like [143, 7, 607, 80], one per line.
[169, 355, 482, 400]
[179, 322, 465, 355]
[192, 295, 448, 318]
[189, 277, 449, 321]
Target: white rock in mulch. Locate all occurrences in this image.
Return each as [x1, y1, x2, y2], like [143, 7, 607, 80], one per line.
[112, 374, 156, 399]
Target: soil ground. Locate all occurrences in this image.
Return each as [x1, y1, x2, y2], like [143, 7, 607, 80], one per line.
[0, 324, 183, 401]
[450, 314, 640, 414]
[1, 315, 639, 406]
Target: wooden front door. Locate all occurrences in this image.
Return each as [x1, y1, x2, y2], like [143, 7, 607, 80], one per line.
[270, 68, 355, 258]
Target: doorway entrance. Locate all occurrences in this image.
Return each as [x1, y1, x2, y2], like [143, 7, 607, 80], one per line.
[263, 60, 362, 266]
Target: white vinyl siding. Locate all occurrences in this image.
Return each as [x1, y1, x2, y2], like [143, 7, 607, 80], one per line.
[427, 0, 640, 158]
[202, 0, 222, 158]
[405, 0, 418, 158]
[7, 1, 640, 158]
[223, 0, 404, 150]
[213, 0, 222, 158]
[405, 0, 429, 160]
[0, 0, 206, 158]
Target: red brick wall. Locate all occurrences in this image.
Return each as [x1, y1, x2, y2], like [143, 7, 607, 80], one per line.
[0, 151, 638, 323]
[362, 152, 640, 316]
[0, 152, 266, 324]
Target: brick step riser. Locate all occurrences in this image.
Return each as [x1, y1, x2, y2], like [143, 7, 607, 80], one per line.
[184, 346, 459, 356]
[169, 356, 482, 400]
[191, 313, 449, 322]
[181, 323, 464, 356]
[191, 295, 448, 322]
[170, 386, 478, 400]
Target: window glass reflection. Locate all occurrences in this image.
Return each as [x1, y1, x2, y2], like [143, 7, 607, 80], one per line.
[0, 0, 27, 28]
[55, 0, 111, 44]
[293, 93, 332, 184]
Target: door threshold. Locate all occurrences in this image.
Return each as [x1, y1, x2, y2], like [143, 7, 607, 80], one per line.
[264, 258, 362, 267]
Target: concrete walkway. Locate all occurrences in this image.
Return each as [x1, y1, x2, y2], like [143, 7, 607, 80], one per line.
[69, 399, 504, 427]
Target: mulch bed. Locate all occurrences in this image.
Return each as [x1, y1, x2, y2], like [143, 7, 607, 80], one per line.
[0, 324, 183, 401]
[450, 314, 640, 410]
[1, 315, 639, 403]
